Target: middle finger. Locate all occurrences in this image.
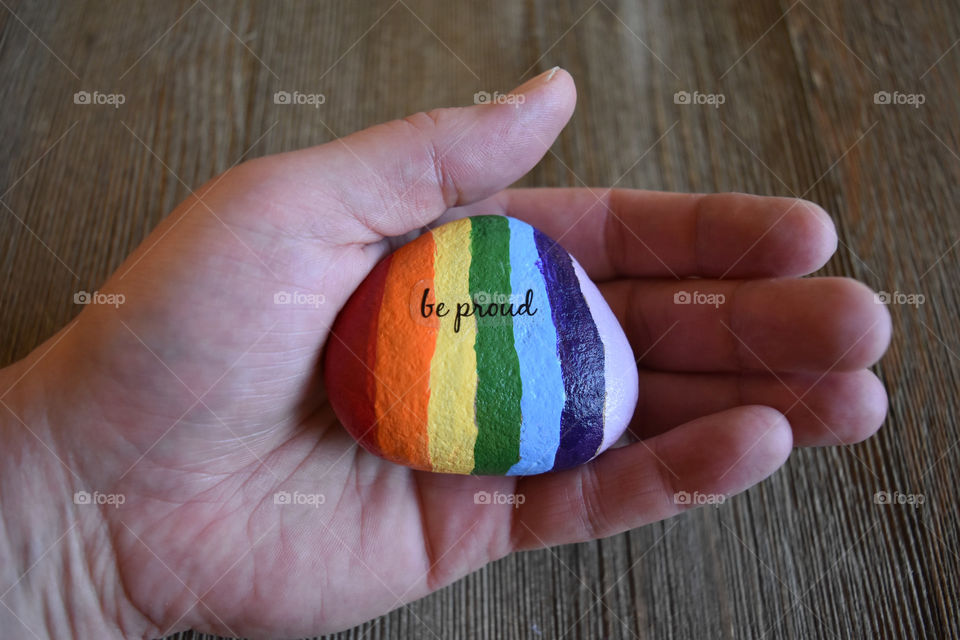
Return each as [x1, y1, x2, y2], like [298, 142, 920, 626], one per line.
[601, 277, 891, 373]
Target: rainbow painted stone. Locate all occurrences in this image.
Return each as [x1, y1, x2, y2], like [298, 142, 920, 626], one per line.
[325, 215, 638, 475]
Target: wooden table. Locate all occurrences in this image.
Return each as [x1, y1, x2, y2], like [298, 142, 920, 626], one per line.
[1, 1, 957, 638]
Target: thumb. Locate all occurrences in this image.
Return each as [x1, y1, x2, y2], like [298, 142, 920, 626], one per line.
[275, 67, 576, 239]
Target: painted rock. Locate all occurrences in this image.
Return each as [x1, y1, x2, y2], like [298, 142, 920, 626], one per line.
[325, 215, 638, 475]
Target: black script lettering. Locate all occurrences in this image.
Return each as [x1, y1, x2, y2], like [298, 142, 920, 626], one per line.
[516, 289, 538, 316]
[454, 302, 474, 333]
[420, 288, 434, 318]
[421, 288, 540, 333]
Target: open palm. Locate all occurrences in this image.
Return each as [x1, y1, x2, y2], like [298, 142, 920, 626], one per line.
[3, 69, 890, 639]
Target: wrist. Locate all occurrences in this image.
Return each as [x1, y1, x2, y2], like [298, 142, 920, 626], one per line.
[0, 356, 159, 639]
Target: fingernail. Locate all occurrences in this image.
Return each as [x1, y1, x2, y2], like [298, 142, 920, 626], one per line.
[512, 66, 562, 95]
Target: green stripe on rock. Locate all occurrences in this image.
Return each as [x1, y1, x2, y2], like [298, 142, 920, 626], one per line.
[469, 216, 523, 474]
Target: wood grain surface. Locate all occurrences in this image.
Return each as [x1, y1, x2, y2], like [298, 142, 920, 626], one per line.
[2, 1, 958, 638]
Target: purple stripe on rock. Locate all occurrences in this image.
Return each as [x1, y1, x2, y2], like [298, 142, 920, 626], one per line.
[532, 229, 606, 471]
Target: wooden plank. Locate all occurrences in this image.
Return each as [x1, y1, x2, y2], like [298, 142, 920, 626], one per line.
[0, 1, 957, 638]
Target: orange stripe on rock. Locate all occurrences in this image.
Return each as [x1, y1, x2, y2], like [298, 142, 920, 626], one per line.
[373, 231, 439, 470]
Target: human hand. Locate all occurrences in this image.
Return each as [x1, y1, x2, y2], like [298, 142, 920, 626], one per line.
[0, 68, 890, 639]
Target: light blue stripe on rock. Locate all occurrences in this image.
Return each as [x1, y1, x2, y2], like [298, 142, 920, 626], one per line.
[506, 217, 565, 476]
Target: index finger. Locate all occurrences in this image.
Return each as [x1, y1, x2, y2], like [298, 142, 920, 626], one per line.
[457, 188, 838, 281]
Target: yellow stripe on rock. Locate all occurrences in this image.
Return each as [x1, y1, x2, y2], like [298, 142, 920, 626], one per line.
[427, 219, 479, 473]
